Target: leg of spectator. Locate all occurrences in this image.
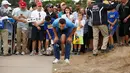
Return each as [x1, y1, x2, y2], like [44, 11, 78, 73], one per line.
[116, 25, 120, 44]
[38, 40, 42, 52]
[22, 30, 28, 54]
[89, 39, 93, 50]
[125, 35, 129, 44]
[2, 29, 9, 55]
[45, 39, 49, 50]
[99, 25, 109, 50]
[16, 28, 22, 53]
[93, 26, 99, 54]
[32, 40, 36, 51]
[0, 33, 2, 54]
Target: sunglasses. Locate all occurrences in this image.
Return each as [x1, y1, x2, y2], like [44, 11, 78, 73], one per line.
[49, 6, 53, 8]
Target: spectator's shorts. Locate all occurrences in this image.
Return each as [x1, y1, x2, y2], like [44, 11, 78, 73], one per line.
[119, 22, 130, 37]
[46, 34, 54, 40]
[31, 26, 44, 41]
[108, 24, 118, 36]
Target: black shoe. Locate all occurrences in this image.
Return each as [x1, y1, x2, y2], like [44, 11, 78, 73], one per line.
[77, 51, 80, 55]
[0, 53, 2, 56]
[125, 43, 129, 46]
[93, 53, 98, 56]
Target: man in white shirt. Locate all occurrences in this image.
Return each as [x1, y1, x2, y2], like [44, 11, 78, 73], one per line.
[30, 2, 46, 56]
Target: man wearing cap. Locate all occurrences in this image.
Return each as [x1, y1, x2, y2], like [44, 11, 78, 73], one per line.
[14, 1, 30, 55]
[0, 0, 27, 56]
[45, 3, 57, 19]
[30, 2, 46, 56]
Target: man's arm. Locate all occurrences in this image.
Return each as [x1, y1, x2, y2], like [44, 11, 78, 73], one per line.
[53, 27, 58, 38]
[103, 3, 116, 10]
[37, 19, 45, 26]
[68, 27, 77, 38]
[1, 10, 27, 23]
[12, 16, 27, 23]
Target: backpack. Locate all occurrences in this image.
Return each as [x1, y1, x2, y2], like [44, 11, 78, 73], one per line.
[91, 4, 102, 25]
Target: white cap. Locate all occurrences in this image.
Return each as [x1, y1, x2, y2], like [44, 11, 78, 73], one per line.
[1, 0, 11, 5]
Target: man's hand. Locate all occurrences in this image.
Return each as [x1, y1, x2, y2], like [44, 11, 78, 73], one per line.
[54, 36, 59, 44]
[67, 36, 72, 43]
[66, 13, 70, 17]
[49, 35, 52, 39]
[123, 17, 128, 23]
[21, 19, 27, 23]
[110, 26, 113, 30]
[37, 26, 41, 30]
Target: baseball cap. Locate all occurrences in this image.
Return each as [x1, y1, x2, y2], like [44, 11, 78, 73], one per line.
[19, 1, 27, 8]
[1, 0, 11, 5]
[37, 2, 42, 7]
[46, 3, 53, 8]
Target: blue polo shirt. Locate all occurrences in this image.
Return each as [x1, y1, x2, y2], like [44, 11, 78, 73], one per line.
[52, 18, 76, 37]
[52, 18, 76, 29]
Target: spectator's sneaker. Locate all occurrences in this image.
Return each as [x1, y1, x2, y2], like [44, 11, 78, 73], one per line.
[38, 51, 43, 56]
[0, 52, 3, 56]
[43, 51, 47, 55]
[53, 59, 59, 64]
[101, 49, 109, 53]
[109, 45, 114, 50]
[21, 52, 25, 55]
[15, 51, 20, 55]
[3, 53, 11, 56]
[125, 43, 129, 46]
[64, 59, 70, 64]
[77, 51, 80, 55]
[30, 50, 36, 56]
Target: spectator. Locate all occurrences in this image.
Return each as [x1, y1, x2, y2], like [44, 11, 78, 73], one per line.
[118, 0, 130, 46]
[73, 12, 85, 55]
[79, 7, 87, 20]
[30, 2, 46, 56]
[53, 6, 58, 14]
[45, 3, 57, 19]
[15, 1, 30, 55]
[108, 7, 119, 49]
[62, 7, 74, 21]
[44, 15, 55, 55]
[87, 0, 116, 56]
[72, 2, 81, 22]
[29, 2, 37, 11]
[58, 2, 66, 18]
[12, 3, 20, 16]
[0, 0, 26, 56]
[52, 18, 76, 64]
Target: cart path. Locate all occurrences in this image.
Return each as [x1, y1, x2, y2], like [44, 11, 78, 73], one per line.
[0, 55, 53, 73]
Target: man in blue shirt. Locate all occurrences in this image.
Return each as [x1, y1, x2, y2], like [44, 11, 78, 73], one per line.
[52, 18, 76, 64]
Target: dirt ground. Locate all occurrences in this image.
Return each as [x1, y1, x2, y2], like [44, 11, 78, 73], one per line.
[53, 46, 130, 73]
